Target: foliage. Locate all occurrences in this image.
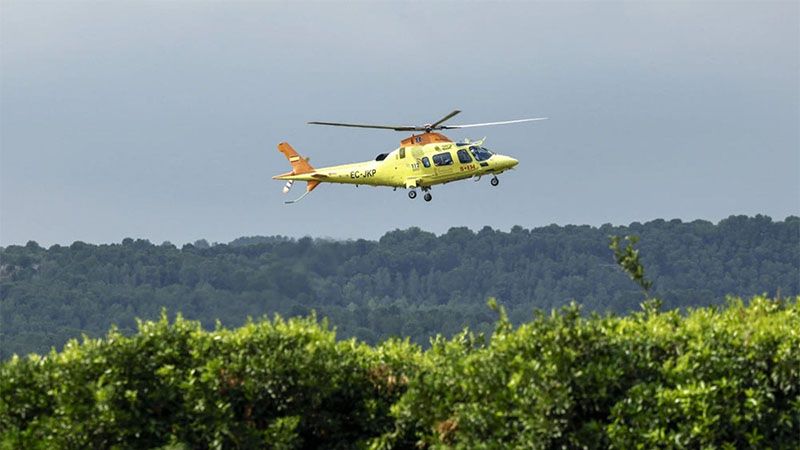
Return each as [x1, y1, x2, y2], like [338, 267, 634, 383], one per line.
[381, 296, 800, 449]
[1, 215, 798, 358]
[1, 312, 421, 449]
[1, 297, 798, 449]
[609, 235, 653, 296]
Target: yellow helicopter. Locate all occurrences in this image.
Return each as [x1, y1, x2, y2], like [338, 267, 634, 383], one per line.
[273, 110, 546, 203]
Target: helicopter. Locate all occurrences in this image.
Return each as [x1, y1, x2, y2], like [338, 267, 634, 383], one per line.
[273, 110, 546, 203]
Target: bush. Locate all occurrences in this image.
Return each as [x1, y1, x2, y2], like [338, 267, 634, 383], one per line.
[377, 296, 799, 449]
[2, 297, 798, 449]
[1, 312, 420, 449]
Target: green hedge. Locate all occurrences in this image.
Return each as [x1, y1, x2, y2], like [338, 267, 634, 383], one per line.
[2, 296, 798, 449]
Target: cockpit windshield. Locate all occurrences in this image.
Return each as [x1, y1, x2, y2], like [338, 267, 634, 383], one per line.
[469, 146, 493, 162]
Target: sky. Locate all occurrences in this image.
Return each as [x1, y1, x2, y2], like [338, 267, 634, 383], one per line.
[1, 1, 798, 247]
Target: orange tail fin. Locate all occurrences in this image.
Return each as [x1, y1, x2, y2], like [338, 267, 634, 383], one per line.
[278, 142, 315, 174]
[276, 142, 320, 203]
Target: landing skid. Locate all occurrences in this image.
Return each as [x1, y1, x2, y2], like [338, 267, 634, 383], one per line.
[285, 190, 312, 204]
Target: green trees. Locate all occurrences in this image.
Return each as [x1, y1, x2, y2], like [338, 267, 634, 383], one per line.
[2, 297, 798, 449]
[1, 313, 420, 449]
[1, 215, 798, 359]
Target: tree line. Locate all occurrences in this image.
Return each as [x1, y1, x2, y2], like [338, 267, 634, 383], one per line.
[1, 214, 797, 359]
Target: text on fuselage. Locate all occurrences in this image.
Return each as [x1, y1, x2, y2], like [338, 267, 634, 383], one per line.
[350, 169, 377, 179]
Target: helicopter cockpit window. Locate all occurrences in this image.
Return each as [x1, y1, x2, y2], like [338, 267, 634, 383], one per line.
[375, 153, 389, 161]
[457, 149, 473, 164]
[469, 146, 493, 162]
[433, 152, 454, 166]
[421, 157, 431, 168]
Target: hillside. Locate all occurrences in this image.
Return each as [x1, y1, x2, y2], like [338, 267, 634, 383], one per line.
[1, 215, 798, 359]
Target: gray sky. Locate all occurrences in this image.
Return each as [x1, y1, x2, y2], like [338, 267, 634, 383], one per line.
[1, 1, 798, 246]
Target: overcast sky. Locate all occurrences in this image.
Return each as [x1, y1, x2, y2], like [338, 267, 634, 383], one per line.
[1, 1, 798, 246]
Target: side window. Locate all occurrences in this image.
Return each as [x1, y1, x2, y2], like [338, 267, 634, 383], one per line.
[433, 152, 454, 166]
[457, 149, 472, 164]
[399, 148, 406, 159]
[421, 157, 431, 168]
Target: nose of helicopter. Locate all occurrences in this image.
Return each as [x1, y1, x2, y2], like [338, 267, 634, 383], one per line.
[500, 156, 518, 169]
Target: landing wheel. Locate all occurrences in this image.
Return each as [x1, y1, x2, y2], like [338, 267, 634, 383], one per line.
[408, 190, 417, 199]
[424, 192, 432, 202]
[490, 176, 499, 187]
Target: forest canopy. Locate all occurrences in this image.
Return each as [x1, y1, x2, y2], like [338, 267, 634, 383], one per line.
[1, 215, 797, 359]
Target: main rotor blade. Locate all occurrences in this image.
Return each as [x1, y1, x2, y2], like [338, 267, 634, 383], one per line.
[429, 110, 462, 129]
[441, 117, 548, 129]
[307, 121, 419, 131]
